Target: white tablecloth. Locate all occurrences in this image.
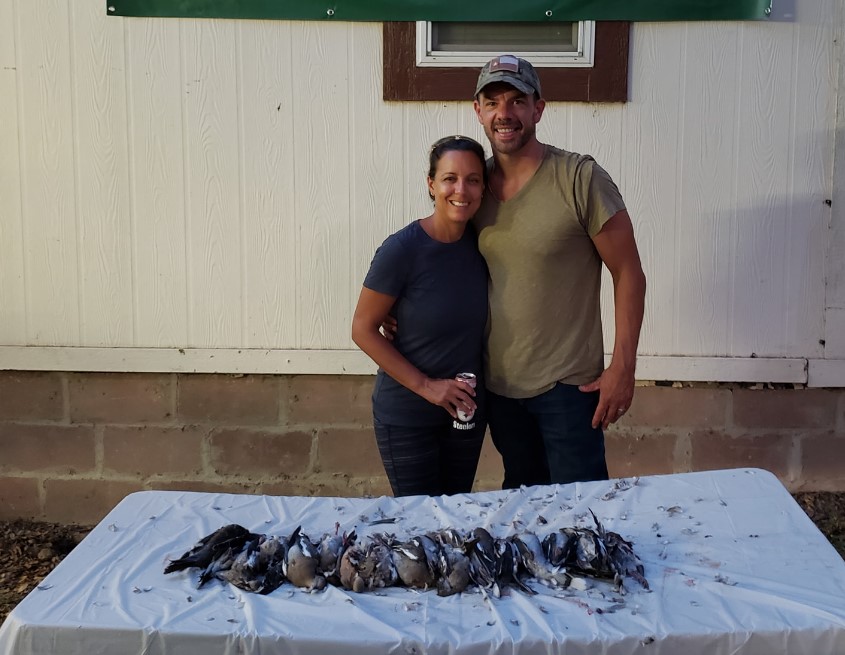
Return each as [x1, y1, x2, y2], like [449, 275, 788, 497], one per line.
[2, 468, 844, 655]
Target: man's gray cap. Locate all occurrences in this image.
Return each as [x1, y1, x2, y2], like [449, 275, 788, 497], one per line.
[475, 55, 542, 97]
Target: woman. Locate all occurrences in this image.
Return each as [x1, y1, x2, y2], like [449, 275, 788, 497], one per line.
[352, 136, 489, 497]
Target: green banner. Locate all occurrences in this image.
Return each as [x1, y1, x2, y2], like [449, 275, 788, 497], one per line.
[107, 0, 773, 21]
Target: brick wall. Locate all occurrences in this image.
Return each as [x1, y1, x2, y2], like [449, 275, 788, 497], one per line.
[1, 372, 843, 525]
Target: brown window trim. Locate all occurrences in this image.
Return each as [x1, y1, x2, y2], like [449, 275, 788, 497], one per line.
[383, 21, 629, 103]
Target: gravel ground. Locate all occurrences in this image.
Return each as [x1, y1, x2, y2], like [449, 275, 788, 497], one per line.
[1, 492, 843, 626]
[0, 521, 92, 625]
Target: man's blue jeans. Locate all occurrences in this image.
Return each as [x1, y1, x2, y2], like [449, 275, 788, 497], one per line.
[487, 383, 609, 489]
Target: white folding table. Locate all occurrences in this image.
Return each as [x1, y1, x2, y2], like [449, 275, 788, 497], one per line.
[2, 468, 844, 655]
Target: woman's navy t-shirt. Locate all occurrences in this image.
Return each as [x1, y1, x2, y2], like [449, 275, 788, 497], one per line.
[363, 220, 488, 426]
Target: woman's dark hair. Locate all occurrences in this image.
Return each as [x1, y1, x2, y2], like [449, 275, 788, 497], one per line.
[427, 135, 488, 200]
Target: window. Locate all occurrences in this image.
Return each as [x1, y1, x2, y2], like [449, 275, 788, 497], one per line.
[383, 22, 629, 103]
[416, 21, 595, 68]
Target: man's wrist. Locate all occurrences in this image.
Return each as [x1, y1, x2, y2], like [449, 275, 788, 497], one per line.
[607, 357, 636, 378]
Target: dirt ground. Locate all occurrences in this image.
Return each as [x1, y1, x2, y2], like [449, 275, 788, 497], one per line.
[1, 492, 843, 626]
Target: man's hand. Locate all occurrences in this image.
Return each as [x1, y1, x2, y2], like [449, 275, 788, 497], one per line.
[579, 365, 634, 430]
[588, 209, 645, 431]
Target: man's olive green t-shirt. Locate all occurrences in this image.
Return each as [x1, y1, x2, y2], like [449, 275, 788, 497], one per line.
[473, 145, 626, 399]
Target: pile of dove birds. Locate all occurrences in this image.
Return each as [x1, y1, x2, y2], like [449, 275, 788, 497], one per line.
[163, 510, 649, 598]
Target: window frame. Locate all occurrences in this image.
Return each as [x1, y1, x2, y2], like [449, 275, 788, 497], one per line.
[414, 21, 595, 68]
[383, 21, 629, 103]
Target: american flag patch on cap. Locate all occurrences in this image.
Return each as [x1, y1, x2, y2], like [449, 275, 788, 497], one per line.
[489, 55, 519, 72]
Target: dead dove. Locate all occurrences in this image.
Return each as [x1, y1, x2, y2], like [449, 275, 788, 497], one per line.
[284, 526, 327, 591]
[164, 524, 258, 574]
[197, 545, 238, 589]
[513, 532, 571, 588]
[433, 531, 471, 597]
[466, 527, 500, 597]
[340, 537, 398, 592]
[319, 524, 357, 587]
[589, 510, 649, 590]
[570, 527, 607, 575]
[362, 536, 400, 590]
[218, 536, 264, 591]
[255, 535, 288, 595]
[541, 528, 576, 569]
[339, 542, 367, 592]
[391, 536, 437, 590]
[437, 528, 466, 549]
[417, 534, 442, 571]
[495, 537, 536, 595]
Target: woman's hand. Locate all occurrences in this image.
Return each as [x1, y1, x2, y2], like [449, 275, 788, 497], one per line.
[353, 288, 477, 418]
[380, 315, 398, 341]
[419, 377, 477, 420]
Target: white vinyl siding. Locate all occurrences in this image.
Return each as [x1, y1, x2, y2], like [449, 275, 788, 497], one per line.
[0, 0, 841, 385]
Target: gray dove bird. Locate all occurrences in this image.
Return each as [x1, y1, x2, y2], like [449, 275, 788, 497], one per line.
[513, 532, 571, 588]
[164, 524, 258, 574]
[433, 531, 471, 597]
[590, 510, 649, 590]
[466, 527, 500, 597]
[339, 542, 367, 593]
[417, 534, 442, 572]
[255, 535, 288, 595]
[542, 528, 576, 569]
[319, 524, 357, 587]
[606, 532, 648, 589]
[437, 528, 466, 549]
[390, 536, 437, 590]
[197, 545, 238, 589]
[218, 536, 264, 591]
[569, 525, 610, 578]
[495, 536, 536, 595]
[212, 534, 287, 594]
[361, 536, 399, 590]
[284, 526, 327, 591]
[340, 537, 398, 592]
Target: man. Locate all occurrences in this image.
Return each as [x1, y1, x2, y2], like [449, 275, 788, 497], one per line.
[472, 54, 646, 488]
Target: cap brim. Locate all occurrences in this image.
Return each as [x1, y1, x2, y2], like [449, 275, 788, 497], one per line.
[475, 72, 536, 97]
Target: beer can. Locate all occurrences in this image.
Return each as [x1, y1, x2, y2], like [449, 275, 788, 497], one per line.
[455, 372, 477, 422]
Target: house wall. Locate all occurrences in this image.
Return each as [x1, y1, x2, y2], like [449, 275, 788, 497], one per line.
[0, 0, 842, 383]
[1, 2, 844, 523]
[1, 371, 843, 525]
